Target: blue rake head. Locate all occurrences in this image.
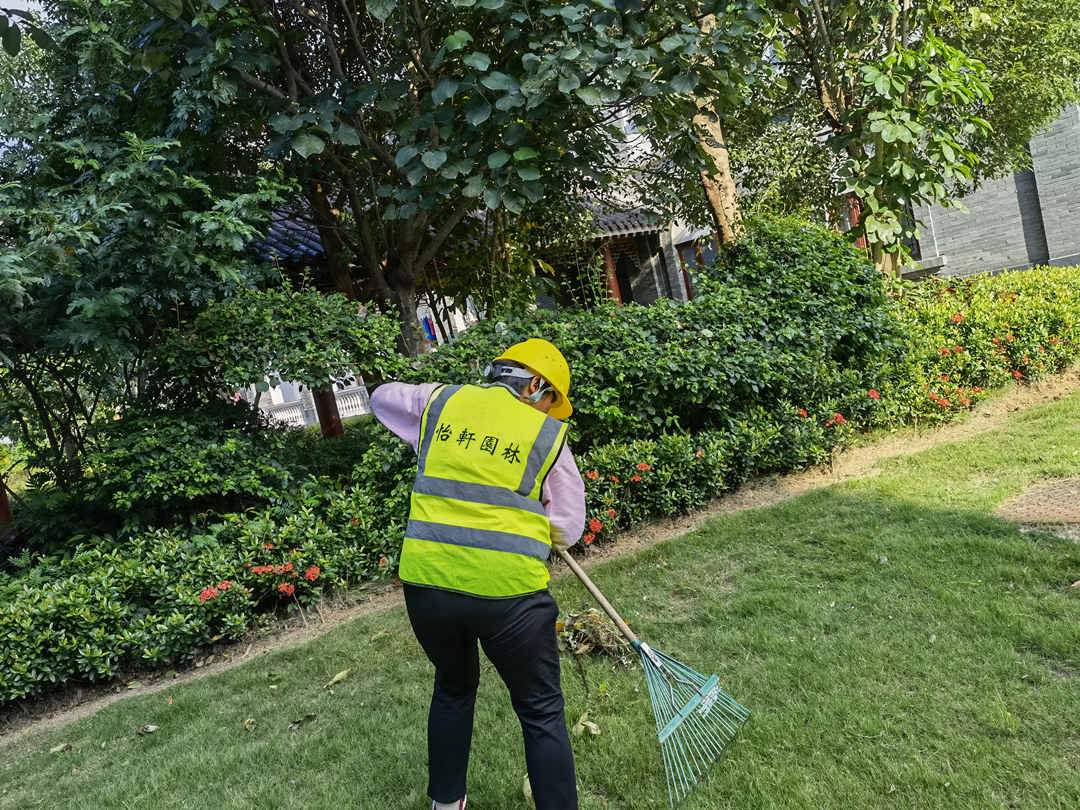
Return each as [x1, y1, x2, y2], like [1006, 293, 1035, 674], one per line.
[632, 640, 750, 807]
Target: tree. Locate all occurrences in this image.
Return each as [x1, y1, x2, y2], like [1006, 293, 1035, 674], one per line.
[759, 1, 995, 273]
[129, 0, 767, 351]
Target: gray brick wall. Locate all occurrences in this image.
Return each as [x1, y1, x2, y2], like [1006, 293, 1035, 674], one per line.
[915, 105, 1080, 276]
[1030, 106, 1080, 265]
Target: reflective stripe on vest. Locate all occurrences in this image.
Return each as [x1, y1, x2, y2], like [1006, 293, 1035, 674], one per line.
[399, 384, 568, 597]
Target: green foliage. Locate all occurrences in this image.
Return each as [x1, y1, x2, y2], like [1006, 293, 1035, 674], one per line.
[4, 215, 1080, 702]
[84, 404, 293, 523]
[884, 266, 1080, 423]
[410, 218, 900, 450]
[152, 282, 407, 398]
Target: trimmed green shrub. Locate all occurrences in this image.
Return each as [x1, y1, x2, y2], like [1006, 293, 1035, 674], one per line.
[4, 214, 1080, 704]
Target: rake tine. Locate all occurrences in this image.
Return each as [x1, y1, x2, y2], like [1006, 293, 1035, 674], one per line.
[557, 550, 750, 806]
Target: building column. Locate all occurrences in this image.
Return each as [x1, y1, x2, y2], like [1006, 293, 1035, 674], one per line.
[602, 242, 622, 304]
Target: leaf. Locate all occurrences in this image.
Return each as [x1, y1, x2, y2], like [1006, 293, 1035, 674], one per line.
[291, 133, 326, 159]
[126, 680, 143, 690]
[571, 711, 600, 736]
[422, 150, 448, 170]
[516, 166, 541, 181]
[479, 0, 505, 7]
[659, 34, 684, 52]
[480, 71, 517, 91]
[336, 125, 363, 146]
[463, 175, 485, 198]
[465, 99, 492, 126]
[558, 74, 581, 94]
[670, 73, 698, 94]
[432, 78, 458, 105]
[574, 86, 603, 106]
[324, 668, 353, 688]
[484, 187, 501, 210]
[487, 151, 511, 169]
[48, 743, 71, 754]
[513, 146, 538, 161]
[463, 51, 491, 71]
[394, 144, 420, 168]
[137, 724, 159, 735]
[366, 0, 396, 22]
[243, 718, 257, 731]
[2, 23, 21, 57]
[444, 30, 473, 51]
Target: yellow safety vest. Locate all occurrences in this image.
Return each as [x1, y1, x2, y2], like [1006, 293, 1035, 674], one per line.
[399, 383, 569, 597]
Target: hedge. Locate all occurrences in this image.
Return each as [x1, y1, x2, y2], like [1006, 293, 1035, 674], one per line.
[2, 218, 1079, 703]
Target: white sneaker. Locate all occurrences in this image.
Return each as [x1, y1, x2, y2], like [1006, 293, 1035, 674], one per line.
[431, 797, 466, 810]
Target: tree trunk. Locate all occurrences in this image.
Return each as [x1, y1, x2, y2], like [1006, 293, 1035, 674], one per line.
[693, 14, 743, 245]
[872, 243, 903, 276]
[693, 111, 742, 244]
[312, 386, 345, 439]
[0, 478, 12, 525]
[307, 183, 358, 300]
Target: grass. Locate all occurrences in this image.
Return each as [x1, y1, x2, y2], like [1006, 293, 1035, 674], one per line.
[2, 392, 1079, 809]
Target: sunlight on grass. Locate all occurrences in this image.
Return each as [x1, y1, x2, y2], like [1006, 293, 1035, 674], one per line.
[2, 393, 1078, 810]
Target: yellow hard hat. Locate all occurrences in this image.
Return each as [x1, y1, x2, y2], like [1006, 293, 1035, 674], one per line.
[494, 338, 573, 420]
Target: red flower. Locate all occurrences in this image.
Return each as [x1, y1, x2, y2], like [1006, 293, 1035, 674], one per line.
[278, 582, 295, 596]
[199, 586, 219, 603]
[378, 557, 388, 568]
[960, 398, 971, 406]
[695, 448, 705, 458]
[217, 580, 232, 591]
[825, 416, 834, 427]
[833, 413, 847, 425]
[1049, 336, 1060, 345]
[585, 470, 599, 480]
[1012, 369, 1023, 378]
[583, 533, 595, 545]
[938, 398, 951, 407]
[1021, 356, 1030, 364]
[954, 346, 963, 353]
[630, 474, 642, 482]
[939, 348, 951, 355]
[282, 561, 294, 573]
[589, 518, 603, 533]
[868, 389, 880, 400]
[971, 386, 983, 393]
[1005, 333, 1015, 342]
[305, 566, 320, 582]
[940, 374, 950, 381]
[610, 475, 620, 483]
[262, 543, 274, 550]
[797, 408, 808, 418]
[252, 565, 273, 575]
[950, 313, 964, 323]
[607, 508, 616, 518]
[991, 338, 1000, 344]
[636, 462, 651, 471]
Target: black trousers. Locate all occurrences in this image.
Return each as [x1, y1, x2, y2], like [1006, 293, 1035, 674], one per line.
[403, 584, 578, 810]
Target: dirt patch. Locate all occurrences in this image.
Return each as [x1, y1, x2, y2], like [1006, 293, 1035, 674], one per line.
[995, 478, 1080, 525]
[3, 366, 1080, 746]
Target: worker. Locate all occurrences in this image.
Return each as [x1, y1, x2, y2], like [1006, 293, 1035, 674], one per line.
[370, 337, 586, 810]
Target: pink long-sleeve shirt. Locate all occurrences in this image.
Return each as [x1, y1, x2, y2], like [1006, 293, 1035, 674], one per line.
[370, 382, 585, 550]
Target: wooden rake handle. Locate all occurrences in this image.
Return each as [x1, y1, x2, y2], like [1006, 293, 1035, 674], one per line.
[556, 548, 639, 645]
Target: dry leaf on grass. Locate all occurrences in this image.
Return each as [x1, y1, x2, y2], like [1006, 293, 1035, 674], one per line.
[288, 713, 316, 731]
[243, 718, 256, 732]
[324, 668, 352, 689]
[137, 724, 159, 735]
[522, 774, 535, 808]
[571, 711, 601, 737]
[557, 608, 632, 666]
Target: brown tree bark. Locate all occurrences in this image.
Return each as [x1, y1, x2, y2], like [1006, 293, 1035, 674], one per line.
[693, 110, 743, 244]
[0, 478, 12, 525]
[312, 386, 345, 439]
[693, 14, 743, 244]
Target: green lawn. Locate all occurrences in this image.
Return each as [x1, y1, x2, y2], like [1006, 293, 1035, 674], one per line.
[2, 392, 1079, 810]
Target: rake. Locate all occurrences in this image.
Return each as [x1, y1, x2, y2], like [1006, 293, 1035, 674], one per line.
[557, 549, 749, 806]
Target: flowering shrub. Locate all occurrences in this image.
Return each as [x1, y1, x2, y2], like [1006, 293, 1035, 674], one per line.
[3, 213, 1079, 703]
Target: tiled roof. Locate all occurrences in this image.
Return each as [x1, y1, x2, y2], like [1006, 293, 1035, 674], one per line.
[592, 207, 664, 237]
[256, 211, 325, 263]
